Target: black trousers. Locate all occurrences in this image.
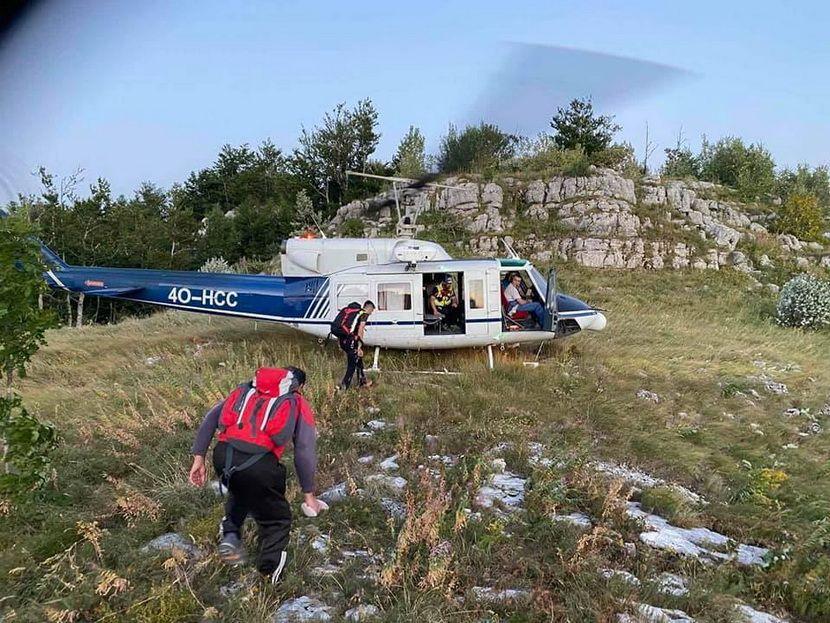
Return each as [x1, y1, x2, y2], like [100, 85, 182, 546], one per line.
[436, 304, 460, 327]
[338, 336, 366, 388]
[212, 441, 292, 574]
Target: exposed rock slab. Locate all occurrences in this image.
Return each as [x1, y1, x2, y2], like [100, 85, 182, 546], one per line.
[474, 472, 527, 514]
[627, 502, 769, 566]
[140, 533, 203, 560]
[272, 596, 333, 622]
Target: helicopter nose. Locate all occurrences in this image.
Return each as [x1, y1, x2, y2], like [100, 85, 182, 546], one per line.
[587, 311, 607, 331]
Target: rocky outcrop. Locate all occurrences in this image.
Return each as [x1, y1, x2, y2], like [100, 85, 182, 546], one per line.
[327, 168, 828, 271]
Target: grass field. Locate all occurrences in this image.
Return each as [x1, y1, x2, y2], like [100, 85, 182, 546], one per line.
[2, 266, 829, 622]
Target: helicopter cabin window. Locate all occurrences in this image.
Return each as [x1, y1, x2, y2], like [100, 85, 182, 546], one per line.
[336, 283, 368, 310]
[377, 282, 412, 311]
[468, 279, 484, 309]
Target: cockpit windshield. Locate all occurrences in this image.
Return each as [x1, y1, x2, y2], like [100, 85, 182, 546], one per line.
[529, 266, 548, 301]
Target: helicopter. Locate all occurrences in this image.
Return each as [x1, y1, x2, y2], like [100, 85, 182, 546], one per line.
[13, 42, 694, 368]
[33, 228, 606, 369]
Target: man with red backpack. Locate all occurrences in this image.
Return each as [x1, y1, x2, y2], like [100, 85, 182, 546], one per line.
[187, 366, 326, 583]
[330, 300, 374, 390]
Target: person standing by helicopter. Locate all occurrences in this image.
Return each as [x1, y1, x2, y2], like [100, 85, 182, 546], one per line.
[331, 300, 375, 390]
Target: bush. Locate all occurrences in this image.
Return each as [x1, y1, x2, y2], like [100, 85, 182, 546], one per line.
[436, 123, 518, 174]
[590, 142, 638, 176]
[0, 397, 58, 494]
[662, 145, 701, 179]
[699, 136, 776, 199]
[773, 193, 825, 241]
[776, 273, 830, 329]
[340, 218, 365, 237]
[198, 257, 235, 273]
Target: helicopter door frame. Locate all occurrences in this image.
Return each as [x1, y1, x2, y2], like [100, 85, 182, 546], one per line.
[543, 268, 558, 333]
[463, 270, 489, 337]
[368, 273, 421, 347]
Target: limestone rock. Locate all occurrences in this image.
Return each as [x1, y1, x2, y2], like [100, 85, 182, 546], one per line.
[735, 605, 788, 623]
[140, 533, 203, 560]
[627, 502, 769, 566]
[636, 389, 660, 403]
[656, 573, 689, 597]
[379, 455, 399, 471]
[592, 461, 703, 505]
[600, 568, 641, 586]
[365, 474, 407, 492]
[379, 498, 406, 520]
[344, 605, 381, 621]
[272, 596, 333, 622]
[618, 603, 696, 623]
[551, 512, 593, 529]
[319, 482, 349, 505]
[474, 472, 527, 513]
[471, 586, 532, 604]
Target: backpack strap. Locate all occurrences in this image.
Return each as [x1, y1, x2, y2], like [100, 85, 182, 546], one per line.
[221, 445, 269, 490]
[232, 383, 257, 428]
[267, 393, 300, 447]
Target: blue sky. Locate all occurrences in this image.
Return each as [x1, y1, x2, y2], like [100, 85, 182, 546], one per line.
[0, 0, 827, 203]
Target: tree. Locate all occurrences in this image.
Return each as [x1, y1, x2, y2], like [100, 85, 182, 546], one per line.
[292, 189, 323, 234]
[436, 123, 517, 174]
[662, 129, 701, 179]
[0, 212, 58, 493]
[392, 126, 426, 178]
[550, 97, 620, 155]
[292, 99, 381, 208]
[699, 136, 776, 199]
[776, 164, 830, 215]
[773, 193, 824, 241]
[0, 213, 55, 388]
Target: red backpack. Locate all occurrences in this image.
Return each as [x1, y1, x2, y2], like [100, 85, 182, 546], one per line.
[217, 368, 301, 483]
[330, 302, 363, 339]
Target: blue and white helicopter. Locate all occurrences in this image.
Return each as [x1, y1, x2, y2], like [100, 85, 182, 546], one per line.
[35, 227, 606, 367]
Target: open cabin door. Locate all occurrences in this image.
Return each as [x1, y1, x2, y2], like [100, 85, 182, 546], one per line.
[543, 268, 558, 332]
[463, 270, 489, 336]
[369, 273, 422, 347]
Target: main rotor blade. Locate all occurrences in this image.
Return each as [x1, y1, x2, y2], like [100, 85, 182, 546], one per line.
[469, 43, 695, 135]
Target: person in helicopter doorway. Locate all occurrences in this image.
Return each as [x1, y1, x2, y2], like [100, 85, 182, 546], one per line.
[187, 366, 327, 584]
[331, 300, 375, 390]
[429, 274, 460, 328]
[503, 272, 546, 328]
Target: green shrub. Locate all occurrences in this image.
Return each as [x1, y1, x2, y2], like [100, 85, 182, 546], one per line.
[0, 397, 58, 494]
[340, 217, 365, 237]
[590, 142, 638, 176]
[777, 273, 830, 329]
[436, 123, 518, 174]
[773, 193, 825, 241]
[699, 136, 776, 199]
[662, 145, 701, 179]
[198, 257, 234, 273]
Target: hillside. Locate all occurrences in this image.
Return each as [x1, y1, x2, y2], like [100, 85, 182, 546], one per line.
[2, 267, 830, 622]
[330, 169, 829, 290]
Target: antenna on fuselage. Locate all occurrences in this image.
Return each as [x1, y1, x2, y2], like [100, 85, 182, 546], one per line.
[345, 171, 463, 239]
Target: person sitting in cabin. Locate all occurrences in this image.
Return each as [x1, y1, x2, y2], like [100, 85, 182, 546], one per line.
[503, 272, 545, 328]
[331, 300, 375, 390]
[429, 274, 460, 327]
[188, 366, 326, 584]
